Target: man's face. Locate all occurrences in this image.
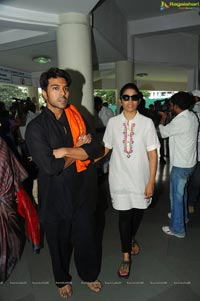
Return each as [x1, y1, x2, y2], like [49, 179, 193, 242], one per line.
[194, 96, 200, 103]
[42, 77, 70, 112]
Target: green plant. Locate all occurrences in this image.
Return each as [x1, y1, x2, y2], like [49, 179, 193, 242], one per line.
[0, 84, 28, 108]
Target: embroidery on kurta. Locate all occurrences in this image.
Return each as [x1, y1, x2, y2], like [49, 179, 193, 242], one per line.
[122, 121, 135, 158]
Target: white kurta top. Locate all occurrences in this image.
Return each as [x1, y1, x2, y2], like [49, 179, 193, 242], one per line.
[103, 112, 160, 210]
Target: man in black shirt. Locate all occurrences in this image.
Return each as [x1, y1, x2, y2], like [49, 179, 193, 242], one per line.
[25, 67, 102, 298]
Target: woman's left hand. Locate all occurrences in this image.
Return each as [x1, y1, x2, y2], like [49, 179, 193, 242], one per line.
[144, 182, 154, 199]
[76, 133, 92, 147]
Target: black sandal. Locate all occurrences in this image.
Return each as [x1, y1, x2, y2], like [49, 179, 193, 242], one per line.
[118, 260, 131, 279]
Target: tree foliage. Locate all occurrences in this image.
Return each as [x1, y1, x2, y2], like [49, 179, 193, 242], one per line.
[0, 84, 28, 108]
[141, 90, 151, 98]
[94, 89, 116, 105]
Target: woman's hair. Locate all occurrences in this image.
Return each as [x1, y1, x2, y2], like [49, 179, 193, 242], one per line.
[170, 91, 195, 110]
[119, 83, 140, 98]
[40, 67, 72, 91]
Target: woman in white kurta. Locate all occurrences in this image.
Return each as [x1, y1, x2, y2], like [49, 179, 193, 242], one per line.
[102, 83, 159, 278]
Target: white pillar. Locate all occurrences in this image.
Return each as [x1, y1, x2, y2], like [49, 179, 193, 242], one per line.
[189, 34, 200, 91]
[115, 60, 134, 111]
[28, 86, 39, 112]
[57, 12, 94, 124]
[187, 69, 195, 92]
[198, 34, 200, 89]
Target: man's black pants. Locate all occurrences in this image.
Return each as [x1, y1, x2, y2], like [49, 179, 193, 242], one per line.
[44, 207, 100, 288]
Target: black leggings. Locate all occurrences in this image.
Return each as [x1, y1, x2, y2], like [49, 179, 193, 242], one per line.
[119, 208, 144, 253]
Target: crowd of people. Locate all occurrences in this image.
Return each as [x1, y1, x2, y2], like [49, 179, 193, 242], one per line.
[0, 67, 200, 298]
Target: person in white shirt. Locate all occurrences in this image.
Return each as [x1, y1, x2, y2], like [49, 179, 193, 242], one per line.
[191, 89, 200, 114]
[96, 83, 159, 278]
[99, 102, 114, 127]
[94, 97, 114, 174]
[19, 102, 39, 140]
[159, 92, 198, 238]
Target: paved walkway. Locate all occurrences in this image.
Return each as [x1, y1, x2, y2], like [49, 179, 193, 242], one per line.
[1, 162, 200, 301]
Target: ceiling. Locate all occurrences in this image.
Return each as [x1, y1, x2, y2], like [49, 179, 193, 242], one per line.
[0, 0, 199, 87]
[0, 0, 98, 14]
[116, 0, 186, 20]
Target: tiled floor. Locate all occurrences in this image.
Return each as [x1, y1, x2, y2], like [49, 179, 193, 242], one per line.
[1, 161, 200, 301]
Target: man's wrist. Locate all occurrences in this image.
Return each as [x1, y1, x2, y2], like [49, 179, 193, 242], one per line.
[64, 157, 75, 169]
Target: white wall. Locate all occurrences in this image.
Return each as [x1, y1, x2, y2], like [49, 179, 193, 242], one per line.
[137, 80, 187, 91]
[134, 33, 198, 67]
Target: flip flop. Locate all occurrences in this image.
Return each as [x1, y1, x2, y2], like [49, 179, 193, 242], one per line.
[131, 240, 140, 255]
[118, 260, 131, 279]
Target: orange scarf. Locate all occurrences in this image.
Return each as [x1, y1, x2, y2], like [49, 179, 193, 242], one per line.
[64, 104, 90, 172]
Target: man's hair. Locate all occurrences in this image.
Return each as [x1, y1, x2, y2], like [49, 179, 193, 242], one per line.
[94, 96, 103, 112]
[170, 91, 195, 110]
[94, 96, 102, 105]
[40, 67, 72, 91]
[119, 83, 140, 98]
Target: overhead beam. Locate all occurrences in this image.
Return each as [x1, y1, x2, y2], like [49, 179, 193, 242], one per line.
[0, 4, 58, 30]
[128, 10, 200, 36]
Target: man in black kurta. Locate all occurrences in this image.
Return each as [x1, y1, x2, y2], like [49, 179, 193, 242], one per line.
[25, 67, 101, 298]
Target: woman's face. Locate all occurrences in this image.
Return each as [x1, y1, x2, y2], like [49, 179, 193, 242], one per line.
[120, 88, 140, 113]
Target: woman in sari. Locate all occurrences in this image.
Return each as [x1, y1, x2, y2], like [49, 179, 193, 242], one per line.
[0, 137, 40, 282]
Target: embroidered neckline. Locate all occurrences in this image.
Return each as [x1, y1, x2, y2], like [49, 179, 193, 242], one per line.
[123, 120, 135, 158]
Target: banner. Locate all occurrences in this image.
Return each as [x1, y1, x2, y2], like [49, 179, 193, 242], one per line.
[0, 66, 32, 86]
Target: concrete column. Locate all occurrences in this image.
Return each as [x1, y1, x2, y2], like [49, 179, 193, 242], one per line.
[28, 86, 39, 112]
[187, 69, 196, 92]
[115, 60, 134, 111]
[188, 34, 200, 91]
[198, 34, 200, 90]
[57, 12, 94, 125]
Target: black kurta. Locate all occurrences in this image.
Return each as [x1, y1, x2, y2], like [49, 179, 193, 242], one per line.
[25, 107, 101, 284]
[25, 107, 98, 223]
